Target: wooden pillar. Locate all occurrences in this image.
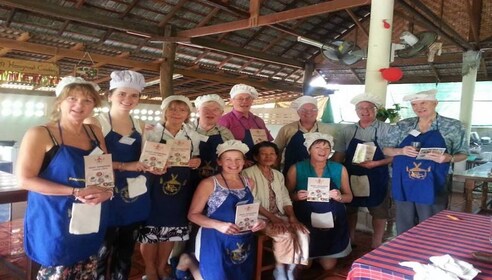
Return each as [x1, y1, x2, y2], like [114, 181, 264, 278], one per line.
[303, 61, 315, 95]
[160, 26, 176, 99]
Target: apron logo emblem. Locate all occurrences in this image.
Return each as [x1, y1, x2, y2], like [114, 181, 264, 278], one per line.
[199, 161, 216, 178]
[227, 242, 250, 264]
[406, 162, 431, 180]
[161, 173, 184, 195]
[120, 185, 137, 203]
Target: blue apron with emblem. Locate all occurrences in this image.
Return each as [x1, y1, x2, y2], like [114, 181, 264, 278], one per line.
[392, 122, 449, 205]
[282, 125, 312, 175]
[105, 121, 150, 226]
[24, 124, 109, 266]
[197, 130, 223, 180]
[199, 179, 255, 280]
[233, 113, 268, 161]
[293, 160, 349, 258]
[145, 130, 194, 227]
[344, 127, 389, 207]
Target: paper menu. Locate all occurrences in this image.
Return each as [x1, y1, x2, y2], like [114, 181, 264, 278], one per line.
[235, 202, 260, 232]
[84, 154, 114, 188]
[352, 143, 377, 164]
[307, 177, 330, 202]
[166, 139, 192, 167]
[139, 141, 170, 171]
[416, 147, 446, 160]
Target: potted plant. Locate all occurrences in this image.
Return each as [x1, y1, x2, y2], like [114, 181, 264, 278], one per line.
[377, 103, 403, 123]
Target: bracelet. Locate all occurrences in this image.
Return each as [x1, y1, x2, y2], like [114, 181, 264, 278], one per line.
[72, 187, 80, 197]
[450, 155, 455, 163]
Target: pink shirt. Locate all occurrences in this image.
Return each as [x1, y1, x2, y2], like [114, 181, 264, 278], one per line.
[218, 109, 273, 141]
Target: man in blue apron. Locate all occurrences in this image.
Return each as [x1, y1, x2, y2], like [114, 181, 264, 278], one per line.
[383, 89, 468, 235]
[333, 93, 394, 248]
[275, 95, 335, 175]
[218, 84, 273, 165]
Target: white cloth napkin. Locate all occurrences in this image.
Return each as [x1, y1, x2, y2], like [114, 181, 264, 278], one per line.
[69, 203, 101, 235]
[400, 254, 481, 280]
[127, 175, 147, 198]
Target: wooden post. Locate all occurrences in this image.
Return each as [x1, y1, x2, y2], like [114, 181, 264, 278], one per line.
[303, 61, 314, 95]
[160, 26, 176, 99]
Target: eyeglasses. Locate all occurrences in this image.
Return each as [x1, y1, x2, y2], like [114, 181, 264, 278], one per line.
[356, 106, 376, 111]
[233, 96, 253, 102]
[298, 108, 319, 114]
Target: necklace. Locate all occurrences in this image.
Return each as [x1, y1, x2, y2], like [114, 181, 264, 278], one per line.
[220, 172, 244, 190]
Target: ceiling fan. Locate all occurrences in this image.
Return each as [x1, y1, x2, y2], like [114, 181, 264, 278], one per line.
[298, 36, 365, 65]
[391, 31, 438, 62]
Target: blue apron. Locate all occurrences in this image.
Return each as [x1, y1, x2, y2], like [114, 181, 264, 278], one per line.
[24, 124, 109, 266]
[282, 123, 318, 175]
[293, 160, 349, 258]
[196, 126, 224, 180]
[145, 128, 194, 227]
[392, 121, 450, 205]
[200, 177, 255, 280]
[105, 114, 150, 226]
[344, 127, 389, 207]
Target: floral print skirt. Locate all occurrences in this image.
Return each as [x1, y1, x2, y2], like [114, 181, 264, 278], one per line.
[137, 225, 190, 243]
[36, 255, 97, 280]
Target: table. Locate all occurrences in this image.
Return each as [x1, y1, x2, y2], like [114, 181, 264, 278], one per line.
[0, 171, 27, 204]
[454, 162, 492, 213]
[347, 210, 492, 279]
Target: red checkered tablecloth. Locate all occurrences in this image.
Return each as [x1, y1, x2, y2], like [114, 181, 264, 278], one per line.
[347, 210, 492, 280]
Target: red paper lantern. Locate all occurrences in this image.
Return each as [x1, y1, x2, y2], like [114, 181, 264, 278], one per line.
[380, 67, 403, 82]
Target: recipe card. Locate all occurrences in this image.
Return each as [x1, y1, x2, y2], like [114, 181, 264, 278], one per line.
[352, 143, 377, 164]
[235, 202, 260, 232]
[84, 154, 114, 188]
[166, 139, 192, 167]
[307, 177, 330, 202]
[140, 141, 170, 172]
[416, 147, 446, 160]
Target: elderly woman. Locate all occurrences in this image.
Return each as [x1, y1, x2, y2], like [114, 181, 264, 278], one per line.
[17, 77, 113, 279]
[191, 94, 234, 179]
[242, 141, 309, 280]
[286, 133, 353, 271]
[188, 140, 266, 280]
[383, 89, 467, 235]
[85, 70, 151, 279]
[138, 95, 202, 280]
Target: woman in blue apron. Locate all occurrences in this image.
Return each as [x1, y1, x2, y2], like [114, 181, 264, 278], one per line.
[383, 89, 468, 235]
[188, 140, 266, 280]
[286, 133, 353, 271]
[86, 70, 151, 279]
[138, 95, 202, 280]
[17, 77, 112, 279]
[282, 123, 316, 175]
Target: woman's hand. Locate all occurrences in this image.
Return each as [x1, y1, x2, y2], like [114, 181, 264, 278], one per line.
[401, 146, 419, 157]
[216, 221, 241, 235]
[329, 189, 343, 202]
[147, 164, 168, 175]
[294, 190, 308, 201]
[118, 161, 150, 172]
[76, 185, 113, 205]
[188, 157, 201, 169]
[251, 219, 266, 233]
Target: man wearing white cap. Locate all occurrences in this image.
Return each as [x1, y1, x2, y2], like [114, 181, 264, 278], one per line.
[86, 70, 152, 279]
[275, 95, 336, 175]
[383, 89, 467, 235]
[191, 94, 234, 179]
[218, 83, 273, 163]
[333, 93, 394, 249]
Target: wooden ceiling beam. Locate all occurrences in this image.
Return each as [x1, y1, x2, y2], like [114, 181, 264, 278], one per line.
[178, 0, 370, 38]
[158, 0, 188, 28]
[0, 32, 30, 57]
[345, 9, 368, 38]
[465, 0, 482, 45]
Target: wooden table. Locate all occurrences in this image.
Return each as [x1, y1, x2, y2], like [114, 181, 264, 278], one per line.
[0, 171, 27, 204]
[347, 210, 492, 279]
[454, 162, 492, 213]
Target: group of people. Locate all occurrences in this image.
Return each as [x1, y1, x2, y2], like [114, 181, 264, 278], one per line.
[16, 68, 467, 280]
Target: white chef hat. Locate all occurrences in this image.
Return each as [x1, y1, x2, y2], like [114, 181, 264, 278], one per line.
[160, 95, 193, 111]
[402, 89, 437, 102]
[350, 93, 383, 108]
[290, 96, 318, 110]
[216, 140, 250, 157]
[194, 94, 225, 110]
[109, 70, 146, 92]
[229, 84, 259, 99]
[55, 76, 100, 96]
[303, 132, 334, 152]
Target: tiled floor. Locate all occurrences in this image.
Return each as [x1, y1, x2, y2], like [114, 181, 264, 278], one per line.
[0, 189, 487, 280]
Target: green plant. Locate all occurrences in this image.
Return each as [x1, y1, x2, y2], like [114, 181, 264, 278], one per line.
[377, 103, 403, 123]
